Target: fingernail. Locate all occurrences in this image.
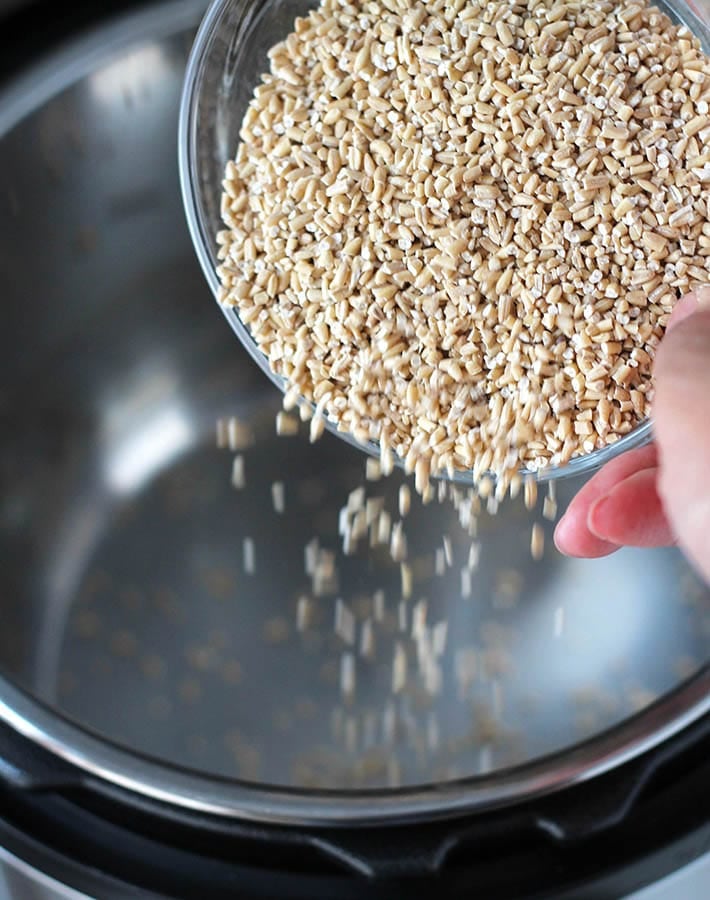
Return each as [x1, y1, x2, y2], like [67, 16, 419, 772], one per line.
[553, 511, 573, 553]
[587, 495, 611, 539]
[553, 515, 569, 554]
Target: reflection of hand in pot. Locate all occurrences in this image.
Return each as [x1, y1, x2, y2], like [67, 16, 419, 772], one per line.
[556, 287, 710, 584]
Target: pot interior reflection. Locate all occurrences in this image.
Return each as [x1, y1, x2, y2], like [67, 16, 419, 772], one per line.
[0, 0, 707, 795]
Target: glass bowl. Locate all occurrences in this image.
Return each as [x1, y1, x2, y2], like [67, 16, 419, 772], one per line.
[179, 0, 710, 485]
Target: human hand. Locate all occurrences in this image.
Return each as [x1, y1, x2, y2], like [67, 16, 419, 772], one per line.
[554, 287, 710, 585]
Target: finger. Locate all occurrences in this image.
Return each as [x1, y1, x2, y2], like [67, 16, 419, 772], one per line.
[554, 508, 621, 558]
[587, 467, 676, 548]
[554, 444, 657, 557]
[653, 287, 710, 583]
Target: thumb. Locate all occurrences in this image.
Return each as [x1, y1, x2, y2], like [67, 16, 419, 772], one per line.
[653, 286, 710, 584]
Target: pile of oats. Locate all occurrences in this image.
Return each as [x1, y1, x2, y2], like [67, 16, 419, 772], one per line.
[218, 0, 710, 495]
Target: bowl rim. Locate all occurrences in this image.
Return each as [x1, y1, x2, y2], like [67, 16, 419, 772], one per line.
[180, 0, 710, 484]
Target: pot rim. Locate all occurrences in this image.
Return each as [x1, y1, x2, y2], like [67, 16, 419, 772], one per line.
[0, 669, 707, 826]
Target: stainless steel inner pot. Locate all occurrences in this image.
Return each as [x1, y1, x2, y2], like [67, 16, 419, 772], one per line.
[0, 0, 707, 826]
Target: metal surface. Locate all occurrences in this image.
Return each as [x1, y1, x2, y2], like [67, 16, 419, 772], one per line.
[0, 0, 707, 827]
[0, 847, 91, 900]
[0, 0, 28, 16]
[628, 855, 710, 900]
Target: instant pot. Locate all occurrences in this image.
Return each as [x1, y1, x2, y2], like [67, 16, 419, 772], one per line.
[0, 1, 708, 897]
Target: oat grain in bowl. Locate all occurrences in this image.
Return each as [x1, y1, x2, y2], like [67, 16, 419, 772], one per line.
[217, 0, 710, 496]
